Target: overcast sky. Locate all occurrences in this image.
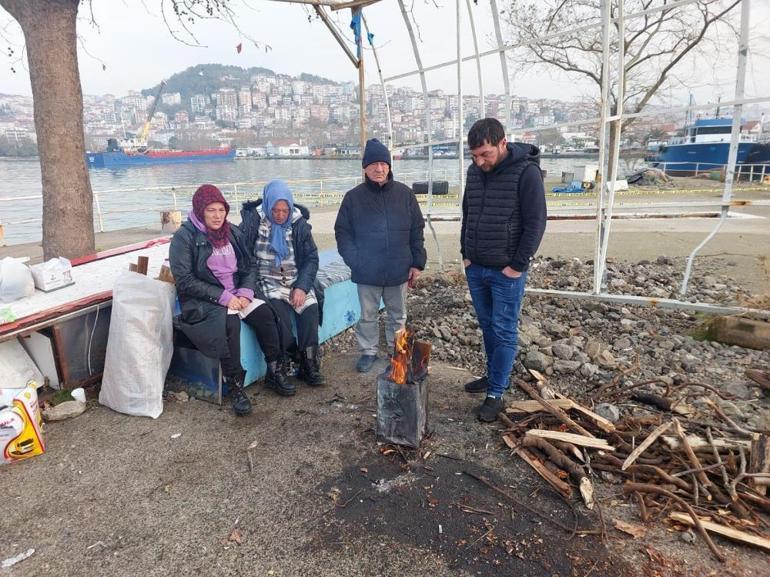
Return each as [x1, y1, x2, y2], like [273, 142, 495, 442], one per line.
[2, 0, 769, 112]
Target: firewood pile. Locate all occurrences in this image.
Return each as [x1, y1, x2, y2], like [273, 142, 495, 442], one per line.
[500, 371, 770, 562]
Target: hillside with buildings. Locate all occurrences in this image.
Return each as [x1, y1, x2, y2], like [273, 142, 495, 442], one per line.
[1, 64, 759, 157]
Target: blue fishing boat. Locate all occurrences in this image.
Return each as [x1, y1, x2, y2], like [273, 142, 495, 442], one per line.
[650, 117, 770, 176]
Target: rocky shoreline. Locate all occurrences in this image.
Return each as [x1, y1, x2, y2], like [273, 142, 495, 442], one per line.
[328, 255, 770, 430]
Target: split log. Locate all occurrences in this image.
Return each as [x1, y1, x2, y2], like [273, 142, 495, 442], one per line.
[749, 433, 770, 495]
[137, 256, 149, 276]
[517, 380, 595, 438]
[621, 421, 672, 471]
[624, 482, 725, 562]
[669, 512, 770, 553]
[554, 392, 616, 433]
[525, 429, 613, 451]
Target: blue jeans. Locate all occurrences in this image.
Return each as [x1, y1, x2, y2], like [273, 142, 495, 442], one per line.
[465, 264, 528, 397]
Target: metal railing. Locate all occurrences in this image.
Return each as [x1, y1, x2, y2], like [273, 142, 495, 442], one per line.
[0, 170, 460, 245]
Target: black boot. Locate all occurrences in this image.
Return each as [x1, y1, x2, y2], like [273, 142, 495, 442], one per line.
[298, 346, 325, 387]
[265, 360, 295, 397]
[224, 372, 252, 416]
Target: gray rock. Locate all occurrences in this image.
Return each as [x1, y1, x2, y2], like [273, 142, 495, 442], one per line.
[594, 402, 620, 422]
[553, 359, 582, 374]
[680, 530, 697, 544]
[585, 339, 602, 359]
[552, 343, 575, 360]
[613, 337, 633, 351]
[523, 351, 552, 372]
[580, 363, 599, 378]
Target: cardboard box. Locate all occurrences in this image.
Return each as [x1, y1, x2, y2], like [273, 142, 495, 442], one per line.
[30, 257, 74, 292]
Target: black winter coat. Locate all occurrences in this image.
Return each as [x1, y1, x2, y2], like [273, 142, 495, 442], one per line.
[169, 220, 258, 359]
[334, 173, 427, 286]
[461, 142, 547, 271]
[240, 200, 325, 325]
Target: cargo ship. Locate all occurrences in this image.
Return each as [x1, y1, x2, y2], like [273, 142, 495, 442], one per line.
[649, 117, 770, 176]
[87, 138, 236, 168]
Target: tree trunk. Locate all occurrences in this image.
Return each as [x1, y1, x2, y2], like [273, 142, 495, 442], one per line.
[1, 0, 94, 259]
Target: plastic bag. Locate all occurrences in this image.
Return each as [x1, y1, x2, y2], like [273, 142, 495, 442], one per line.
[0, 257, 35, 303]
[99, 271, 175, 418]
[1, 381, 45, 465]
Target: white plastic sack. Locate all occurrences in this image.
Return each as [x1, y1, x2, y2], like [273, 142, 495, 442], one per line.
[0, 257, 35, 303]
[99, 271, 175, 418]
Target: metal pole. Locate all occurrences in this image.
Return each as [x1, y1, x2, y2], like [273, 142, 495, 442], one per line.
[93, 191, 105, 233]
[397, 0, 441, 269]
[355, 7, 367, 159]
[465, 0, 484, 117]
[592, 0, 612, 294]
[456, 0, 465, 200]
[489, 0, 512, 131]
[362, 14, 394, 170]
[597, 0, 625, 291]
[681, 0, 751, 296]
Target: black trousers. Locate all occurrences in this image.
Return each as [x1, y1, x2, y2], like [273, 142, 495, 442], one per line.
[219, 304, 283, 377]
[270, 300, 320, 353]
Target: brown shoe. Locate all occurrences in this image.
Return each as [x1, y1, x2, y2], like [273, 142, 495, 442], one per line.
[746, 369, 770, 392]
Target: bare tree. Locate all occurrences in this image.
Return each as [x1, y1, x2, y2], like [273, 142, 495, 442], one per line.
[504, 0, 740, 167]
[0, 0, 250, 259]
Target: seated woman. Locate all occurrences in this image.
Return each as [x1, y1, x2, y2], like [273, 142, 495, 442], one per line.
[241, 179, 325, 387]
[169, 184, 291, 415]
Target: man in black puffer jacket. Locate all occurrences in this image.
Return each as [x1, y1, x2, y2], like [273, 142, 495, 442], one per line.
[461, 118, 547, 422]
[335, 138, 427, 373]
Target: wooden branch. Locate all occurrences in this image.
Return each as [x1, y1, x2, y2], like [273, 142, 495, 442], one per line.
[624, 482, 725, 562]
[674, 418, 713, 492]
[706, 427, 733, 499]
[517, 380, 595, 438]
[662, 435, 750, 453]
[621, 421, 672, 471]
[525, 429, 614, 451]
[669, 512, 770, 553]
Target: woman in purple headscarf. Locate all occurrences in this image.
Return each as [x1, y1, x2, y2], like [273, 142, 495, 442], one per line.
[169, 184, 288, 415]
[240, 179, 325, 390]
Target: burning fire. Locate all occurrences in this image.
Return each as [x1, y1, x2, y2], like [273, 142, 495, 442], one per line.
[389, 328, 412, 385]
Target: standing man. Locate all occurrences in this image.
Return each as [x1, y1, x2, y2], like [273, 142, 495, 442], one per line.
[462, 118, 547, 422]
[335, 138, 427, 373]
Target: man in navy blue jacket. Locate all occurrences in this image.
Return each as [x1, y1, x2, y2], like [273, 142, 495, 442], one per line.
[461, 118, 547, 422]
[335, 139, 427, 373]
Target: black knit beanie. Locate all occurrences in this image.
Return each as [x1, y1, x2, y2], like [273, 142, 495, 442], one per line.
[362, 138, 391, 168]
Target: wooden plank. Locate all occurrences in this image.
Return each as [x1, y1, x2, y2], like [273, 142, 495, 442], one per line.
[621, 421, 673, 471]
[749, 433, 770, 494]
[669, 512, 770, 553]
[662, 435, 751, 452]
[554, 392, 616, 433]
[525, 429, 614, 451]
[506, 399, 573, 413]
[517, 380, 595, 438]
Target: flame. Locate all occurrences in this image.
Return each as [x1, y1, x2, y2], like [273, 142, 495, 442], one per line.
[389, 328, 411, 385]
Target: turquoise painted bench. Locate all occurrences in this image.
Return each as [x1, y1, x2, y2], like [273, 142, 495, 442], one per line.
[168, 250, 360, 404]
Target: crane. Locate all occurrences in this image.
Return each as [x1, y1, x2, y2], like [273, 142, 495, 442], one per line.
[137, 80, 167, 145]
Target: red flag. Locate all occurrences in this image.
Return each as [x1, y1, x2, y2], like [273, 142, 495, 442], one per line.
[236, 43, 243, 54]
